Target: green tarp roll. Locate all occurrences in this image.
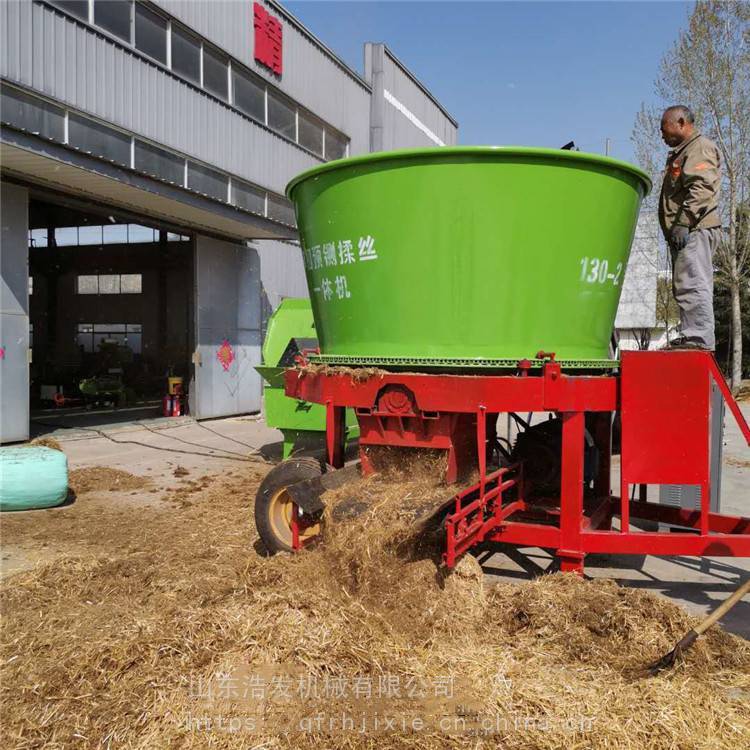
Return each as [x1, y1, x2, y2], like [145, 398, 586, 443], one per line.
[0, 446, 69, 511]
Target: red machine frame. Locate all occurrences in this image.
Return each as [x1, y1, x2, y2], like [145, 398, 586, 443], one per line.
[285, 351, 750, 574]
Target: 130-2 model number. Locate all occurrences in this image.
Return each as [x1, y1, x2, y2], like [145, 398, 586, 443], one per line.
[579, 257, 623, 286]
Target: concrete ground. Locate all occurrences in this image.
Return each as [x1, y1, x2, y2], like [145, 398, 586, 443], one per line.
[29, 410, 284, 485]
[2, 403, 749, 638]
[0, 413, 283, 579]
[486, 402, 750, 638]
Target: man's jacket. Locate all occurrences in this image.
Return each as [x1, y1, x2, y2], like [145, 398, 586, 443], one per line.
[658, 132, 721, 238]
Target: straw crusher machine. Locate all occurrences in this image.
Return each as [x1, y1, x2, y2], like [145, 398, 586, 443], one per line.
[253, 147, 750, 575]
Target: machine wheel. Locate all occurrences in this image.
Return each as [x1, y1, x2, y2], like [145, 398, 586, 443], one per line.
[254, 457, 324, 554]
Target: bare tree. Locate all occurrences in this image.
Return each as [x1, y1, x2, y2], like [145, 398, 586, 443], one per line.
[655, 276, 680, 333]
[633, 328, 652, 351]
[632, 1, 750, 389]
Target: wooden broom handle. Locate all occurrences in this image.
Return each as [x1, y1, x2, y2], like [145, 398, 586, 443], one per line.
[694, 578, 750, 636]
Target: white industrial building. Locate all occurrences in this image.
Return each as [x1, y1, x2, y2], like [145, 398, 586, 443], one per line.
[614, 212, 666, 353]
[0, 0, 458, 441]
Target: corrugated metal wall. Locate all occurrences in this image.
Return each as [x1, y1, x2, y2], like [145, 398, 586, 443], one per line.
[0, 183, 30, 443]
[254, 239, 307, 311]
[0, 1, 361, 193]
[156, 0, 372, 155]
[192, 235, 262, 418]
[2, 2, 457, 197]
[365, 43, 458, 151]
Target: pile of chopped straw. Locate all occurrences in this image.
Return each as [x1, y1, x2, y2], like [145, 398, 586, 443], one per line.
[1, 460, 748, 749]
[300, 363, 389, 382]
[68, 466, 150, 494]
[28, 437, 64, 452]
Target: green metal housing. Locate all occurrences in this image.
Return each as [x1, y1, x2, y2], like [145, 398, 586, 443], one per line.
[257, 298, 357, 458]
[287, 147, 651, 368]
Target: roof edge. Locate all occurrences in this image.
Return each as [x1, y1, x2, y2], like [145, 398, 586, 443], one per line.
[378, 44, 459, 129]
[268, 0, 371, 92]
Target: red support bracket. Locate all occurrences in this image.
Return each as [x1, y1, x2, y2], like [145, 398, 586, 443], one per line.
[326, 400, 346, 469]
[706, 356, 750, 446]
[557, 411, 585, 574]
[443, 466, 520, 568]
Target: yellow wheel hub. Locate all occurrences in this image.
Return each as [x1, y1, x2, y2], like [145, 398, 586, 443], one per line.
[268, 487, 320, 549]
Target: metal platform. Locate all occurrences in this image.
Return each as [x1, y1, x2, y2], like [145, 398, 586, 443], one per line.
[286, 350, 750, 575]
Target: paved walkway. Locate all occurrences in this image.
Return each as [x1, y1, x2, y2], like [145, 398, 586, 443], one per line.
[31, 412, 283, 484]
[486, 402, 750, 638]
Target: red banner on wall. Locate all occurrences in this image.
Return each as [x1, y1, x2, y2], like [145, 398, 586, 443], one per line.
[254, 2, 283, 76]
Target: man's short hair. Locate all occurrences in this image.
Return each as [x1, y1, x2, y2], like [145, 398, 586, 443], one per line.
[664, 105, 695, 124]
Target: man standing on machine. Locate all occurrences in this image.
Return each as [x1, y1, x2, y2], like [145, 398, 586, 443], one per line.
[658, 105, 722, 350]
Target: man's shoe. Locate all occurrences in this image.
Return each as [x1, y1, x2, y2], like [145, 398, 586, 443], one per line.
[662, 337, 712, 352]
[660, 336, 686, 350]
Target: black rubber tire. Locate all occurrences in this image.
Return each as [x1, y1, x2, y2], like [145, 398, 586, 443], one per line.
[254, 457, 324, 555]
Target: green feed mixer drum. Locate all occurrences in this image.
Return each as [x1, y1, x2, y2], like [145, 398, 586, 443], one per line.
[287, 147, 651, 369]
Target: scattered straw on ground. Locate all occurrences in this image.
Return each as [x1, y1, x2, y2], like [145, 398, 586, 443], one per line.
[68, 466, 150, 494]
[1, 460, 748, 749]
[28, 437, 64, 452]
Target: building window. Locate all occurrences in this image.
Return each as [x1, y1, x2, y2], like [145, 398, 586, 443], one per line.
[325, 129, 348, 161]
[267, 194, 296, 227]
[37, 3, 351, 165]
[298, 112, 324, 157]
[50, 224, 160, 245]
[77, 323, 142, 354]
[77, 225, 104, 246]
[203, 45, 228, 100]
[134, 3, 167, 65]
[102, 225, 129, 244]
[77, 274, 143, 295]
[188, 162, 228, 202]
[28, 277, 34, 296]
[0, 86, 65, 142]
[28, 229, 49, 248]
[134, 140, 185, 185]
[167, 232, 190, 242]
[267, 90, 296, 139]
[171, 24, 201, 85]
[48, 1, 89, 22]
[94, 0, 132, 43]
[68, 113, 132, 166]
[127, 224, 158, 243]
[98, 275, 120, 294]
[232, 179, 266, 215]
[232, 68, 265, 122]
[77, 323, 94, 350]
[77, 276, 99, 294]
[54, 227, 81, 247]
[120, 274, 142, 293]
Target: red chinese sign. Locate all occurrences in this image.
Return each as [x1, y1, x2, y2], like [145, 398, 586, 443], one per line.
[217, 339, 235, 372]
[253, 2, 283, 76]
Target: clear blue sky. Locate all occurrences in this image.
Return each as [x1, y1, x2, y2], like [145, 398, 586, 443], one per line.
[285, 0, 692, 163]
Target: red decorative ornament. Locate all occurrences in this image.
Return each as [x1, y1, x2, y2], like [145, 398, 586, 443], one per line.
[217, 339, 235, 371]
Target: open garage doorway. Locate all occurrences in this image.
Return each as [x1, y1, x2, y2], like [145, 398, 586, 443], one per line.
[28, 196, 194, 431]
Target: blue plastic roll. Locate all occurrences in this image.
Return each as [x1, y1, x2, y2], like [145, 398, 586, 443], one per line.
[0, 446, 69, 511]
